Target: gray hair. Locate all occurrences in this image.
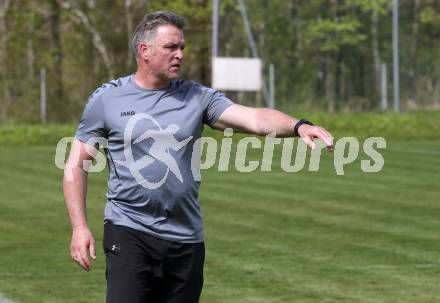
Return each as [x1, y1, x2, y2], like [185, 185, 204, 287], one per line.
[132, 11, 187, 60]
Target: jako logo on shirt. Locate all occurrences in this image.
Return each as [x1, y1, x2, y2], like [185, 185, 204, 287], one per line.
[120, 111, 136, 117]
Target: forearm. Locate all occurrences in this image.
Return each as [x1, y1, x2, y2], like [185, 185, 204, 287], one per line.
[252, 108, 299, 137]
[63, 139, 97, 271]
[214, 104, 333, 150]
[214, 105, 300, 137]
[63, 165, 89, 230]
[252, 109, 333, 150]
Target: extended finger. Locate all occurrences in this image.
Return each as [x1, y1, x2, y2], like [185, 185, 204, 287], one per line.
[319, 127, 334, 140]
[316, 128, 333, 147]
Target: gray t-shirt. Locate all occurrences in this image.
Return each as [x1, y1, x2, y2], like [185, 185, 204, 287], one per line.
[75, 75, 233, 243]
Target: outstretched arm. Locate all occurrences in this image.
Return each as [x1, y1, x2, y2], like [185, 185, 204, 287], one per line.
[63, 139, 98, 271]
[213, 104, 333, 150]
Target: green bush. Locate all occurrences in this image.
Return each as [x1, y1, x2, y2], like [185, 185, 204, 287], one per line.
[0, 124, 76, 146]
[204, 111, 440, 141]
[297, 111, 440, 140]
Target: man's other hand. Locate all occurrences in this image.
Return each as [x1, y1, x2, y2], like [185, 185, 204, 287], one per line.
[70, 226, 96, 271]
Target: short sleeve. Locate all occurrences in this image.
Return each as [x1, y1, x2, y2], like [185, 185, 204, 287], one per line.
[201, 86, 234, 127]
[75, 91, 107, 143]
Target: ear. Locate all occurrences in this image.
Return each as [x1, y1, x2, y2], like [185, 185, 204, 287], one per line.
[139, 42, 150, 61]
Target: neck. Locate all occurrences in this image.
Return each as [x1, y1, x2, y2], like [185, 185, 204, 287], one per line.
[134, 69, 171, 90]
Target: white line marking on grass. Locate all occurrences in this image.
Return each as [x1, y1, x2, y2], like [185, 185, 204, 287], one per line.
[0, 293, 16, 303]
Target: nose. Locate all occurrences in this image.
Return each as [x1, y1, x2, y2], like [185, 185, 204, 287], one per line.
[175, 48, 183, 61]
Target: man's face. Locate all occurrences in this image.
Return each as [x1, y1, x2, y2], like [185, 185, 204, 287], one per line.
[142, 25, 185, 82]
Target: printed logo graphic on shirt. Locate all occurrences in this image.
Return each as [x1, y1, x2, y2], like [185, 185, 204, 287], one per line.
[115, 113, 193, 189]
[120, 110, 136, 117]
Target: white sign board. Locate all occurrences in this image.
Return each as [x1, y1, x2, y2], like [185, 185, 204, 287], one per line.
[212, 57, 262, 91]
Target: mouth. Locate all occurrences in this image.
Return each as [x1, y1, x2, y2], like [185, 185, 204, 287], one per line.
[170, 63, 181, 70]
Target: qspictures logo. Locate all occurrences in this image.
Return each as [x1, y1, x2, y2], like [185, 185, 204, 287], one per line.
[115, 113, 192, 189]
[55, 114, 386, 189]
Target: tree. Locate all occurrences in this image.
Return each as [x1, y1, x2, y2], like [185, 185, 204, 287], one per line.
[0, 0, 11, 120]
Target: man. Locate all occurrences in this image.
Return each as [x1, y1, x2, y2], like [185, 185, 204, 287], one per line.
[63, 11, 333, 303]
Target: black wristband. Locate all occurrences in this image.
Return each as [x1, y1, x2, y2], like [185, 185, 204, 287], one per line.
[293, 119, 314, 137]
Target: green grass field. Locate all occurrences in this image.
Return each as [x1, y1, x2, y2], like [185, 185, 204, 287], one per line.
[0, 138, 439, 302]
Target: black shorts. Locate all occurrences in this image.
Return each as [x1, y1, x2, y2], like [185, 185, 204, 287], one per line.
[103, 223, 205, 303]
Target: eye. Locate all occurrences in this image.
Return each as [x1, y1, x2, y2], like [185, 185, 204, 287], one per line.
[164, 44, 184, 52]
